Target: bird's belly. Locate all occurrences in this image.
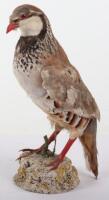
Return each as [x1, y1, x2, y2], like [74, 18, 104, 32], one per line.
[13, 66, 47, 110]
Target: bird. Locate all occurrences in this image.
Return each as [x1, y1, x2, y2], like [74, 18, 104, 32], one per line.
[6, 4, 100, 177]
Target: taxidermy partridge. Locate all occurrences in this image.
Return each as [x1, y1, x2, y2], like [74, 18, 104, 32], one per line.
[7, 4, 100, 177]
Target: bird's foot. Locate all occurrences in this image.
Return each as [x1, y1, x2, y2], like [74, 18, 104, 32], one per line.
[17, 146, 43, 160]
[47, 138, 77, 170]
[47, 155, 63, 170]
[17, 135, 50, 160]
[17, 145, 56, 160]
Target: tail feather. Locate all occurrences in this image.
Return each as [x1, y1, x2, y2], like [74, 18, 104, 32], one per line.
[79, 119, 98, 178]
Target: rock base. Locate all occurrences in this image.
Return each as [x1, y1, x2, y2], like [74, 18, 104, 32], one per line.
[14, 153, 80, 194]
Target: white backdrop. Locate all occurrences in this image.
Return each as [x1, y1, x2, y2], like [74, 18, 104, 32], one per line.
[0, 0, 109, 199]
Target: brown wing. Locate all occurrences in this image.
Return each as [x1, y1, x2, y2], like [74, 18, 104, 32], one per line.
[41, 65, 100, 121]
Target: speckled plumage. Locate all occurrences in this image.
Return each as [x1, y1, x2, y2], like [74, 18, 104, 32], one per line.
[8, 4, 100, 177]
[13, 20, 100, 129]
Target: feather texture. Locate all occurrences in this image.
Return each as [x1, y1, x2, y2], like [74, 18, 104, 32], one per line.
[41, 64, 100, 123]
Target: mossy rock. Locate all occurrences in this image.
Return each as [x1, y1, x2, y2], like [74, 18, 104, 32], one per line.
[14, 152, 80, 194]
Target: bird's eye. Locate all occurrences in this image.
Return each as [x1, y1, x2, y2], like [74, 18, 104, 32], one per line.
[20, 14, 27, 19]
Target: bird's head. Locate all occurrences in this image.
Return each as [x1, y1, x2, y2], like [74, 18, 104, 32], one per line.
[6, 4, 47, 37]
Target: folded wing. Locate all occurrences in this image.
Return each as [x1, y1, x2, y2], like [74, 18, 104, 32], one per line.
[41, 65, 100, 121]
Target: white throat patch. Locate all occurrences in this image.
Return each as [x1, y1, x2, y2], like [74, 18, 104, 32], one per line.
[19, 16, 43, 36]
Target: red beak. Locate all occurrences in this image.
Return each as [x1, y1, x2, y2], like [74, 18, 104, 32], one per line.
[6, 23, 19, 33]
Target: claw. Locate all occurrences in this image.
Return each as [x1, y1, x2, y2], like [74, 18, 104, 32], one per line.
[19, 148, 42, 153]
[17, 151, 33, 160]
[47, 155, 63, 170]
[19, 148, 32, 152]
[17, 147, 43, 161]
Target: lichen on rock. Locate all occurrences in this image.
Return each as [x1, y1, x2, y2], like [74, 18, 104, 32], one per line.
[14, 152, 80, 194]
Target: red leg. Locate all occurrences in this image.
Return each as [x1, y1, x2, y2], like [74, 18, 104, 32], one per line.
[47, 129, 60, 145]
[48, 138, 77, 170]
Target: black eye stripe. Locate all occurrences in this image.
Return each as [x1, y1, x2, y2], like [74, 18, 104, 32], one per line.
[12, 13, 42, 23]
[13, 19, 19, 23]
[29, 13, 42, 17]
[29, 13, 37, 17]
